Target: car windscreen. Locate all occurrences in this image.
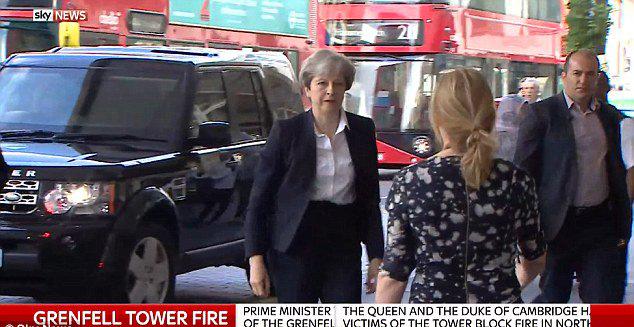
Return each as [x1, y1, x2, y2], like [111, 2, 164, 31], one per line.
[0, 59, 188, 147]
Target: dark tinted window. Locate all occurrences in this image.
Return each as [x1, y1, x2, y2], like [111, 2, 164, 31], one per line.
[5, 27, 55, 55]
[223, 70, 265, 139]
[126, 37, 166, 46]
[208, 42, 240, 49]
[169, 40, 204, 47]
[0, 60, 187, 146]
[190, 71, 230, 138]
[68, 60, 187, 139]
[81, 31, 120, 46]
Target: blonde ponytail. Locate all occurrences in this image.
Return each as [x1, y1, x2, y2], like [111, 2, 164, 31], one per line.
[430, 68, 498, 189]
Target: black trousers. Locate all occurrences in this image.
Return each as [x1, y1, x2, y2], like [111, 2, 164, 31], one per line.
[268, 201, 362, 303]
[537, 201, 627, 303]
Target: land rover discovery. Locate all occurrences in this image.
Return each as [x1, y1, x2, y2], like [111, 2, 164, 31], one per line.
[0, 46, 303, 302]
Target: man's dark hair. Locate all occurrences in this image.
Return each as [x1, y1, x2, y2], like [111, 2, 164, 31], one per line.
[563, 49, 600, 73]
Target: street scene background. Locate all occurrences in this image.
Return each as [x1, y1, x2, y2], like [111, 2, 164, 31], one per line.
[3, 173, 633, 304]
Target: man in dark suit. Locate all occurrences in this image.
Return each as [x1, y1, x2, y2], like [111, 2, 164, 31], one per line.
[514, 49, 630, 303]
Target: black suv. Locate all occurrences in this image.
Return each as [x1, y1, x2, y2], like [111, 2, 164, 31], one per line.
[0, 46, 303, 302]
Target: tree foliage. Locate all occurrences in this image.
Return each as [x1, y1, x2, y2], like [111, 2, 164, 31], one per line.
[565, 0, 612, 54]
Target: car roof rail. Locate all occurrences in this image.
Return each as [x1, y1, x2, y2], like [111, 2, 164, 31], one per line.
[149, 48, 218, 57]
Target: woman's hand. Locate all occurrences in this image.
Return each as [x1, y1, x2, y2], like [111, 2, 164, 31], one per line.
[516, 253, 546, 289]
[375, 272, 408, 303]
[249, 255, 271, 297]
[365, 258, 382, 294]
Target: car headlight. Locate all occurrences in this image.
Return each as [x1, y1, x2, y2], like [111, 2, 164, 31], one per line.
[43, 183, 115, 215]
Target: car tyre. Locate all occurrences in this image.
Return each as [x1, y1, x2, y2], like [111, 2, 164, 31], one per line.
[107, 223, 176, 303]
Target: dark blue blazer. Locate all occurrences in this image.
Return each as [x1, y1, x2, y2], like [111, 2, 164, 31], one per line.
[514, 93, 631, 242]
[244, 110, 384, 260]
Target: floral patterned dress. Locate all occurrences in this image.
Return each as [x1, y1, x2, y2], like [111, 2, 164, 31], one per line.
[381, 156, 545, 303]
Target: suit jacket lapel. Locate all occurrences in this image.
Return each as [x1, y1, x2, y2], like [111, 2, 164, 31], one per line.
[552, 93, 578, 197]
[596, 102, 616, 151]
[302, 110, 317, 187]
[553, 93, 576, 143]
[344, 112, 363, 186]
[554, 92, 573, 123]
[596, 102, 618, 177]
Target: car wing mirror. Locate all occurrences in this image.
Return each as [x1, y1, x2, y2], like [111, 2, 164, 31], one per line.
[197, 121, 231, 148]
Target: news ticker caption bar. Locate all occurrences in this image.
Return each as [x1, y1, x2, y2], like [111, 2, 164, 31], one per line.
[0, 304, 630, 327]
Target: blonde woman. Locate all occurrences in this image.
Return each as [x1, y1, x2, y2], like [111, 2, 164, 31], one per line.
[375, 68, 546, 303]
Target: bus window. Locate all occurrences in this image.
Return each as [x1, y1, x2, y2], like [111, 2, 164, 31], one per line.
[208, 42, 240, 49]
[285, 50, 299, 77]
[434, 54, 484, 72]
[491, 66, 509, 98]
[527, 0, 561, 23]
[345, 59, 434, 132]
[510, 61, 558, 100]
[484, 58, 510, 98]
[81, 31, 120, 46]
[465, 0, 505, 14]
[2, 27, 55, 59]
[169, 40, 204, 47]
[126, 37, 166, 46]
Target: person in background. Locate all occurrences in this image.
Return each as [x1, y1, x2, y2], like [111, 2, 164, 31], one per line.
[514, 49, 630, 303]
[519, 77, 541, 104]
[495, 94, 529, 161]
[375, 68, 545, 303]
[245, 49, 384, 303]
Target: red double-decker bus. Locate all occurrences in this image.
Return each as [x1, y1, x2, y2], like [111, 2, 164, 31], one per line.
[318, 0, 566, 167]
[1, 0, 316, 74]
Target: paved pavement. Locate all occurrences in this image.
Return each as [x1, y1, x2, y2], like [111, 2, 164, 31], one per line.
[2, 178, 634, 303]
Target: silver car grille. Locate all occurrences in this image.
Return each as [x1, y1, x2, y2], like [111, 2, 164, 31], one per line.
[0, 180, 40, 213]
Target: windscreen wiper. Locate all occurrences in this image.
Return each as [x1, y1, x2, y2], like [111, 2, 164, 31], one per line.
[52, 133, 167, 143]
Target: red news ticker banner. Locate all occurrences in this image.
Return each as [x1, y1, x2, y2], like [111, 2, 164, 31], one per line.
[590, 304, 634, 327]
[0, 304, 630, 327]
[0, 304, 236, 327]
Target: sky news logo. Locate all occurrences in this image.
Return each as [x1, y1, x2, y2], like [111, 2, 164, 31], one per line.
[33, 9, 88, 22]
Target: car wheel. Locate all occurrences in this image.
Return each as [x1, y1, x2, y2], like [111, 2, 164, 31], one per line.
[115, 224, 176, 303]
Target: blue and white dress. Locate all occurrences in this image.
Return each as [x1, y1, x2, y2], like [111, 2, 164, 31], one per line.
[381, 156, 546, 303]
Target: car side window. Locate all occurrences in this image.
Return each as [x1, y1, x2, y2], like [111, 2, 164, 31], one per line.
[223, 69, 265, 140]
[190, 71, 230, 138]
